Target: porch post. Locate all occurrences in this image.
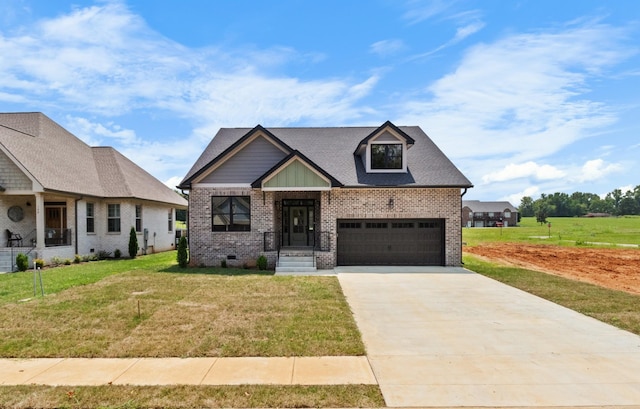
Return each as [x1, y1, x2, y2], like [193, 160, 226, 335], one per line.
[35, 192, 45, 251]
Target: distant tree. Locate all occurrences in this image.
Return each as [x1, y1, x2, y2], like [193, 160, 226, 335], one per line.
[128, 227, 138, 259]
[619, 195, 640, 216]
[518, 196, 534, 217]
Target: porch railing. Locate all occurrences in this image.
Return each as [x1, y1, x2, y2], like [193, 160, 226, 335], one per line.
[45, 228, 72, 247]
[263, 230, 330, 252]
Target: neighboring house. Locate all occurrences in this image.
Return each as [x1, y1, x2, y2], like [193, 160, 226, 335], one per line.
[0, 112, 188, 271]
[462, 200, 518, 227]
[179, 121, 473, 270]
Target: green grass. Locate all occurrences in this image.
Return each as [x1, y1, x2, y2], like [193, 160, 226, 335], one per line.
[0, 384, 384, 409]
[463, 216, 640, 246]
[0, 251, 378, 408]
[463, 255, 640, 336]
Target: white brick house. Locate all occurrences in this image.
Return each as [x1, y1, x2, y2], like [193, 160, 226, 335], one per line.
[179, 121, 473, 270]
[0, 112, 187, 271]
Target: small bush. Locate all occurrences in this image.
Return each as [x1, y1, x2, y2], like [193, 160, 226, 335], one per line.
[221, 259, 227, 268]
[16, 253, 29, 272]
[257, 255, 268, 270]
[96, 251, 112, 260]
[177, 236, 188, 268]
[64, 259, 72, 265]
[114, 249, 122, 259]
[50, 256, 63, 266]
[73, 254, 82, 264]
[34, 258, 45, 269]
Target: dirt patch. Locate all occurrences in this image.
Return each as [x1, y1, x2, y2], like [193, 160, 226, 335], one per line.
[464, 243, 640, 295]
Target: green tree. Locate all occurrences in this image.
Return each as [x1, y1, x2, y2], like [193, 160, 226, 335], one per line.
[518, 196, 534, 217]
[177, 236, 188, 268]
[128, 227, 138, 259]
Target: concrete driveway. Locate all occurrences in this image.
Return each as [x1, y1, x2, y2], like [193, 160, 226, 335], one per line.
[337, 267, 640, 407]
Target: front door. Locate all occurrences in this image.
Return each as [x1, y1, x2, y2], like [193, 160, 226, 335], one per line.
[290, 206, 308, 246]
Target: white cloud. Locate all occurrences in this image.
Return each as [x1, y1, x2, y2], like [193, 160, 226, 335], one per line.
[164, 176, 184, 190]
[64, 115, 139, 146]
[504, 186, 540, 206]
[370, 39, 406, 57]
[397, 23, 629, 163]
[482, 161, 565, 183]
[575, 159, 622, 182]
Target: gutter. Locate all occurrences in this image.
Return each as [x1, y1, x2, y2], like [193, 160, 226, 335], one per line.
[460, 188, 468, 266]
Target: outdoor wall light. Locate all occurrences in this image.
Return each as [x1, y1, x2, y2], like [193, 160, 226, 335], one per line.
[388, 198, 394, 207]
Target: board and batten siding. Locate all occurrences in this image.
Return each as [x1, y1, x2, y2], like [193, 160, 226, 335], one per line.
[199, 136, 288, 184]
[263, 160, 330, 189]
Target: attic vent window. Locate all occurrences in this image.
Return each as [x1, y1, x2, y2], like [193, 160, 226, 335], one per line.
[371, 144, 402, 170]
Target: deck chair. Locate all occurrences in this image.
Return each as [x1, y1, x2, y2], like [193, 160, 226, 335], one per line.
[6, 229, 22, 247]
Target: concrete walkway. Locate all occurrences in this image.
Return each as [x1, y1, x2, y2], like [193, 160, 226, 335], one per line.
[338, 267, 640, 407]
[0, 356, 375, 386]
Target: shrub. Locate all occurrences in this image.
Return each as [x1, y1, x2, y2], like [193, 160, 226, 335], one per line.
[96, 251, 112, 260]
[257, 255, 268, 270]
[128, 227, 138, 259]
[50, 256, 63, 266]
[177, 236, 188, 268]
[73, 254, 82, 264]
[34, 258, 45, 269]
[64, 259, 72, 265]
[221, 259, 227, 268]
[16, 253, 29, 272]
[114, 249, 122, 259]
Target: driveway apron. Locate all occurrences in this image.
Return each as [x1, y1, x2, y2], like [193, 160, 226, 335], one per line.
[338, 268, 640, 407]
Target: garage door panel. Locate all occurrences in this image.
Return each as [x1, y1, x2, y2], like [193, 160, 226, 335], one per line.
[337, 218, 443, 266]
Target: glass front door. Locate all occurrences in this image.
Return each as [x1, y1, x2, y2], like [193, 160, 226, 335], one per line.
[282, 199, 315, 247]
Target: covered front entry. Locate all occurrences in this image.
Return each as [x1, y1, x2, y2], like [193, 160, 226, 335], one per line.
[337, 218, 444, 266]
[281, 199, 315, 247]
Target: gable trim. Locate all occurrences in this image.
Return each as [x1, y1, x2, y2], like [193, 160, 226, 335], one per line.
[252, 150, 343, 190]
[183, 125, 294, 187]
[353, 120, 415, 155]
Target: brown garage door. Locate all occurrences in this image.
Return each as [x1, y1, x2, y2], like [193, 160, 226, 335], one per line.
[337, 219, 444, 266]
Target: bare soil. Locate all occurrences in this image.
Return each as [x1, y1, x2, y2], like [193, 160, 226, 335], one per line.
[464, 243, 640, 295]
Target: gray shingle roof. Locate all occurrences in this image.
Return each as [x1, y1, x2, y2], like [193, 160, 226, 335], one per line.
[0, 112, 187, 207]
[463, 200, 517, 212]
[181, 124, 473, 188]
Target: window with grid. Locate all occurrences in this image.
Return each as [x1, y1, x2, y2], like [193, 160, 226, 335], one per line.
[107, 204, 120, 233]
[86, 203, 95, 233]
[135, 205, 142, 232]
[212, 196, 251, 232]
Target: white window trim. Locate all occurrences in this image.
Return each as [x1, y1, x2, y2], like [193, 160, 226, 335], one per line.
[366, 140, 408, 173]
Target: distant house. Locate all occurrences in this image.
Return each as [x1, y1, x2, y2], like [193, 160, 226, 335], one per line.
[179, 121, 473, 270]
[1, 112, 187, 271]
[462, 200, 518, 227]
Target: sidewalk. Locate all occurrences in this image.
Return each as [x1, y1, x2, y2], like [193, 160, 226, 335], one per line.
[0, 356, 376, 386]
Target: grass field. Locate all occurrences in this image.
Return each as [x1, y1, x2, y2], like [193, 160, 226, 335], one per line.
[0, 252, 382, 408]
[463, 215, 640, 246]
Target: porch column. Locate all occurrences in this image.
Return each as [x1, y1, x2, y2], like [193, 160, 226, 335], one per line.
[35, 192, 45, 251]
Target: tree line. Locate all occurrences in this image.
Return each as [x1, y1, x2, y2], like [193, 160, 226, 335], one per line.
[519, 185, 640, 221]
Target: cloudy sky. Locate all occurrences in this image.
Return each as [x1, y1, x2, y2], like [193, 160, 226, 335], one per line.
[1, 0, 638, 205]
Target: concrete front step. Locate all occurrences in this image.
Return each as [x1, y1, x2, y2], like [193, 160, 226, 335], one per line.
[276, 255, 316, 273]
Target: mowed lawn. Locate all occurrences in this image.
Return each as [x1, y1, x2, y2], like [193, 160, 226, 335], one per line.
[463, 215, 640, 246]
[0, 252, 364, 358]
[0, 252, 385, 408]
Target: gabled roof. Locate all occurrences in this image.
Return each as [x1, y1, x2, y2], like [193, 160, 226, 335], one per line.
[353, 120, 415, 155]
[180, 122, 472, 189]
[463, 200, 517, 212]
[251, 150, 343, 189]
[0, 112, 187, 207]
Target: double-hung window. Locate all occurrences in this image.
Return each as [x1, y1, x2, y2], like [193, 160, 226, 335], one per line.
[135, 205, 142, 232]
[168, 209, 173, 232]
[107, 204, 121, 233]
[212, 196, 251, 232]
[86, 203, 95, 233]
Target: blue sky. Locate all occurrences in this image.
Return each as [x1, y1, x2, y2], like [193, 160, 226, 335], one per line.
[1, 0, 639, 205]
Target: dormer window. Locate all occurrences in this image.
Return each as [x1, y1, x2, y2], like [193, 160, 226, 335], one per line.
[371, 144, 402, 170]
[354, 121, 415, 174]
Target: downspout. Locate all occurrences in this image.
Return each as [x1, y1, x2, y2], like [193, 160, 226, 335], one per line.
[74, 196, 83, 255]
[180, 189, 189, 254]
[460, 188, 468, 266]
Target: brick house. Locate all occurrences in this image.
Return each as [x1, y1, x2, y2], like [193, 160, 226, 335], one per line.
[462, 200, 518, 227]
[179, 121, 473, 270]
[0, 112, 187, 271]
